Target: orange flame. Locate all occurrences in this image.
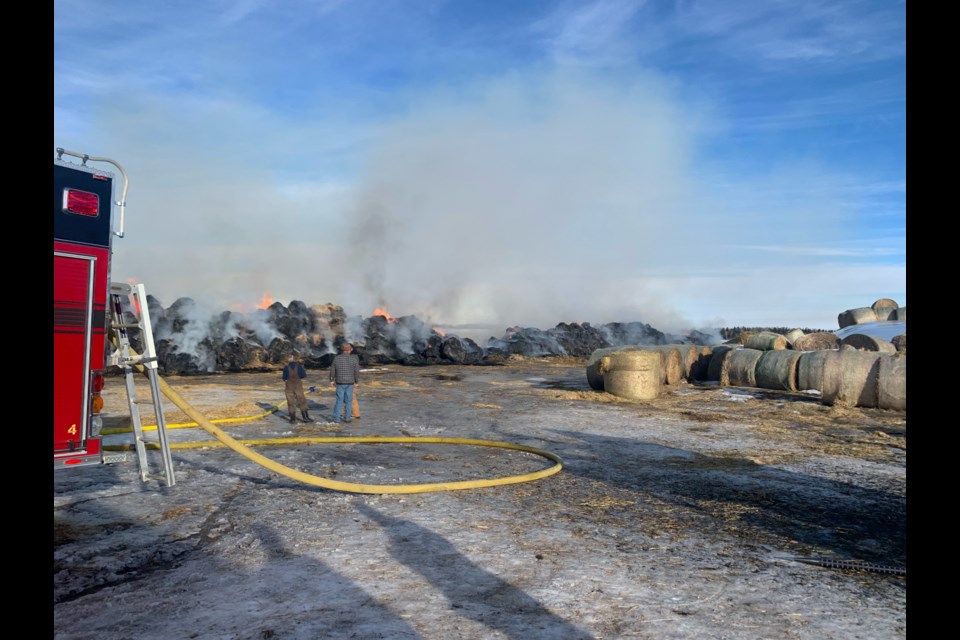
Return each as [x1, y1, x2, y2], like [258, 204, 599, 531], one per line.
[373, 308, 398, 323]
[258, 292, 273, 309]
[433, 327, 446, 336]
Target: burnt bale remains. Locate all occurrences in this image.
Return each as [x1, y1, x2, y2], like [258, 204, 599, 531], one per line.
[137, 297, 712, 375]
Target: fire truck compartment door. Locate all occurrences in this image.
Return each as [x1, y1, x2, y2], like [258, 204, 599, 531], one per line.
[54, 251, 97, 452]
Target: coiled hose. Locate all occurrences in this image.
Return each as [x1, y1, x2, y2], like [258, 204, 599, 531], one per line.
[106, 353, 563, 494]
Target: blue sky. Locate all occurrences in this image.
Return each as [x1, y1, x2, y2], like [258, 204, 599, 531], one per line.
[54, 0, 905, 335]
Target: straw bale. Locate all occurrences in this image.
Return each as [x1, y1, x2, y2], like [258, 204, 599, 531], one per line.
[661, 344, 699, 380]
[755, 350, 802, 391]
[792, 332, 840, 352]
[726, 348, 764, 388]
[602, 350, 662, 400]
[877, 353, 906, 411]
[840, 334, 897, 353]
[891, 334, 906, 354]
[586, 346, 641, 390]
[821, 346, 881, 408]
[603, 369, 661, 401]
[743, 331, 788, 351]
[604, 349, 663, 373]
[872, 307, 898, 321]
[871, 298, 900, 310]
[688, 346, 713, 381]
[705, 345, 735, 382]
[645, 346, 684, 385]
[838, 307, 879, 328]
[784, 329, 805, 346]
[797, 350, 830, 393]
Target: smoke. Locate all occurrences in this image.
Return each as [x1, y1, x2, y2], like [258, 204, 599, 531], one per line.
[340, 72, 689, 326]
[101, 68, 865, 333]
[235, 310, 282, 348]
[342, 316, 367, 345]
[337, 69, 850, 332]
[153, 298, 215, 353]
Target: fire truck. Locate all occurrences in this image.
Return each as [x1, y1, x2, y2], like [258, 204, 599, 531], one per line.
[54, 148, 174, 484]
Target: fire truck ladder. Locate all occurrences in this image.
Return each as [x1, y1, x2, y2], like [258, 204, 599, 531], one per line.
[107, 282, 176, 487]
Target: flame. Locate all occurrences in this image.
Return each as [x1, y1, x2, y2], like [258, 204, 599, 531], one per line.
[433, 327, 446, 337]
[257, 292, 273, 309]
[373, 308, 398, 323]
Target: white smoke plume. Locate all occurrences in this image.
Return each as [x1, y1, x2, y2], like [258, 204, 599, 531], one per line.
[99, 69, 896, 333]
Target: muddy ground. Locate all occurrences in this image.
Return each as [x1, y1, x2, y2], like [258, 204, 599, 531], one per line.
[53, 357, 906, 639]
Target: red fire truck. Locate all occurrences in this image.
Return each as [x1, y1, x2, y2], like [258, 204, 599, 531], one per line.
[53, 148, 131, 469]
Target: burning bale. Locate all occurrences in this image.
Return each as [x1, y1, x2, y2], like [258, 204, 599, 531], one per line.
[486, 326, 568, 358]
[216, 336, 269, 372]
[109, 293, 906, 411]
[134, 297, 710, 376]
[439, 335, 485, 364]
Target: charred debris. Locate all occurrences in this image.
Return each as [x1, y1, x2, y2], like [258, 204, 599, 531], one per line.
[115, 296, 721, 376]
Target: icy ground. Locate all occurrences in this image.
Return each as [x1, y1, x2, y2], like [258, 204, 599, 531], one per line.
[54, 359, 905, 640]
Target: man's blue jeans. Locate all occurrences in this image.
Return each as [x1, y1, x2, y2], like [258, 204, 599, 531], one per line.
[332, 384, 354, 423]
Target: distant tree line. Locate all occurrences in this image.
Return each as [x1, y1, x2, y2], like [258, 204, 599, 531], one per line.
[718, 327, 831, 341]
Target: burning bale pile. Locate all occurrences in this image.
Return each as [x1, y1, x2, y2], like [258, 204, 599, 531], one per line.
[114, 295, 905, 411]
[119, 297, 709, 376]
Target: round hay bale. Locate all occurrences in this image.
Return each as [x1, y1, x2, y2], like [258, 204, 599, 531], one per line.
[689, 346, 714, 381]
[643, 346, 683, 385]
[784, 329, 805, 346]
[891, 333, 906, 354]
[605, 349, 662, 371]
[726, 348, 764, 388]
[797, 350, 831, 393]
[791, 331, 840, 352]
[871, 298, 900, 310]
[661, 344, 699, 381]
[840, 333, 897, 353]
[877, 353, 906, 411]
[820, 346, 881, 408]
[604, 369, 661, 401]
[872, 306, 898, 321]
[586, 360, 604, 390]
[743, 331, 788, 351]
[602, 350, 662, 400]
[755, 350, 802, 391]
[705, 345, 735, 382]
[586, 346, 641, 390]
[837, 307, 879, 328]
[893, 306, 906, 322]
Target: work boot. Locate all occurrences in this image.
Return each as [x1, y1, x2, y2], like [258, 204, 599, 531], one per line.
[302, 410, 313, 423]
[289, 414, 297, 424]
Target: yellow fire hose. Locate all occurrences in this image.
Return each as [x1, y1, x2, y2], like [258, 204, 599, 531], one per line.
[106, 352, 563, 494]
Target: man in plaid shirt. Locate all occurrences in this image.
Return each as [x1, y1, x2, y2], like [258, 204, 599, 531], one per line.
[329, 343, 361, 423]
